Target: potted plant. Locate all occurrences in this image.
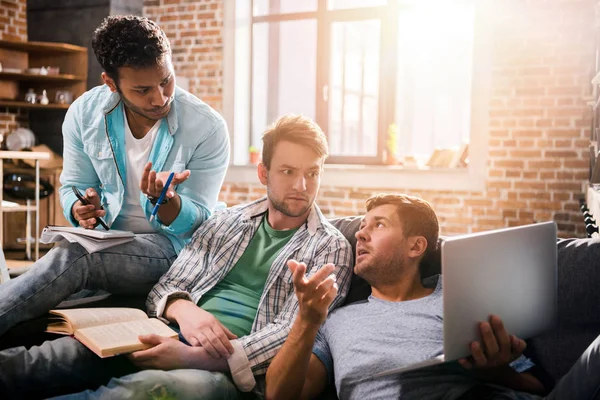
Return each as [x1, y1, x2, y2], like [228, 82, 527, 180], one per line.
[249, 146, 261, 165]
[385, 123, 398, 165]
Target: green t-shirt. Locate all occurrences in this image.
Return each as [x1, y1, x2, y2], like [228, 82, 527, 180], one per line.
[198, 215, 297, 337]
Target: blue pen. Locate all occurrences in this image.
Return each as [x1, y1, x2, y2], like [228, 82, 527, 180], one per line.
[149, 171, 175, 222]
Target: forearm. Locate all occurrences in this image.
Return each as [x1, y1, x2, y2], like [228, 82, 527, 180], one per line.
[266, 318, 320, 400]
[186, 347, 230, 372]
[156, 193, 182, 226]
[164, 297, 194, 323]
[474, 367, 545, 394]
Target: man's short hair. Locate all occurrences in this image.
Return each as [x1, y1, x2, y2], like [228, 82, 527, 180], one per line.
[366, 193, 439, 259]
[92, 15, 171, 83]
[261, 114, 329, 169]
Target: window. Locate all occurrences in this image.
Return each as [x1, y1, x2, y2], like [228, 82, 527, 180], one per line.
[229, 0, 478, 167]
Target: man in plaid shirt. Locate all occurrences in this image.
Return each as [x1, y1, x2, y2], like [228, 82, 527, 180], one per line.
[0, 114, 354, 399]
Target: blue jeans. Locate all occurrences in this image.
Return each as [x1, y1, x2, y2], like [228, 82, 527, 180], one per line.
[0, 234, 177, 337]
[0, 337, 240, 399]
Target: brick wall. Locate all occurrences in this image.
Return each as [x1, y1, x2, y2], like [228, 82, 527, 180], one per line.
[145, 0, 594, 238]
[144, 0, 223, 111]
[0, 0, 28, 141]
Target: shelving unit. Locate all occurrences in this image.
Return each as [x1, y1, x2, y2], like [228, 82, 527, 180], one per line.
[0, 39, 87, 107]
[0, 39, 87, 260]
[0, 151, 50, 267]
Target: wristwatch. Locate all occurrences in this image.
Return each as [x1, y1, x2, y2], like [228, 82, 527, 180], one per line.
[147, 194, 171, 206]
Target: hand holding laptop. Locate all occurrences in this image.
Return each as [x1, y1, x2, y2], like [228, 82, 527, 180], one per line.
[458, 314, 526, 370]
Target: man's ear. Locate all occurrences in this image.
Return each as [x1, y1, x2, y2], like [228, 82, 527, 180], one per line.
[257, 162, 268, 186]
[101, 72, 118, 93]
[408, 236, 428, 259]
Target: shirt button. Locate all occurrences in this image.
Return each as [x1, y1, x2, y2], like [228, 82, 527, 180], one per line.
[98, 151, 102, 157]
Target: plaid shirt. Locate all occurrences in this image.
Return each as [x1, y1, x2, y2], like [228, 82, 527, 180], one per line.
[147, 197, 354, 391]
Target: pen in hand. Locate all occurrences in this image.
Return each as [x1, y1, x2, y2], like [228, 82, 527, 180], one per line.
[149, 171, 175, 223]
[71, 186, 110, 231]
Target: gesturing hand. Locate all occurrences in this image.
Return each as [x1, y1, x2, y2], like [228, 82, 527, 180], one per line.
[71, 188, 105, 229]
[459, 314, 527, 370]
[140, 161, 190, 200]
[168, 300, 237, 359]
[289, 260, 338, 326]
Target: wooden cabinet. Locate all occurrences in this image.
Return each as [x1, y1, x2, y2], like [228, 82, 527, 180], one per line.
[0, 39, 87, 109]
[0, 39, 87, 258]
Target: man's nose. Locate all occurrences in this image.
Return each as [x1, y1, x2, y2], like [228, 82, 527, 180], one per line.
[150, 87, 169, 107]
[293, 176, 307, 191]
[355, 228, 368, 241]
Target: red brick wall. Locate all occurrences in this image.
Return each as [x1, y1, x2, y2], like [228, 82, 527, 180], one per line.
[144, 0, 224, 111]
[0, 0, 28, 140]
[145, 0, 594, 238]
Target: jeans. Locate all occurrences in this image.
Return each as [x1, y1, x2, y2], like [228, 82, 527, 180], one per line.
[0, 337, 241, 399]
[0, 234, 177, 337]
[458, 334, 600, 400]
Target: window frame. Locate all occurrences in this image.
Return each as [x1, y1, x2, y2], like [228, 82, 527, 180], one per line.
[222, 0, 492, 191]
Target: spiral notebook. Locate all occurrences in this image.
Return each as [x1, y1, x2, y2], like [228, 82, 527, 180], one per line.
[40, 226, 135, 253]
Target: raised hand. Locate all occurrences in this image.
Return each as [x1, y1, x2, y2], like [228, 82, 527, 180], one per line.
[72, 188, 105, 229]
[289, 260, 338, 326]
[459, 314, 527, 370]
[166, 299, 237, 359]
[140, 161, 190, 200]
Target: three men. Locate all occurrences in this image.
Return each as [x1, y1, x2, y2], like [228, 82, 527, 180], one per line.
[0, 114, 354, 399]
[0, 15, 230, 337]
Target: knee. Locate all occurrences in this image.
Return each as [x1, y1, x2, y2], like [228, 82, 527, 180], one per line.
[114, 370, 236, 400]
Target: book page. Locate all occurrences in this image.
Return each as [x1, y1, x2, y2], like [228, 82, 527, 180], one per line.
[75, 319, 178, 358]
[48, 307, 148, 332]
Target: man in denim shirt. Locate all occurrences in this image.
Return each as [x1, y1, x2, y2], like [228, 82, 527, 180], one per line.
[0, 16, 229, 337]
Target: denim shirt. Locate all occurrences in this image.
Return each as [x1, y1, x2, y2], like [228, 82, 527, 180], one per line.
[58, 85, 230, 253]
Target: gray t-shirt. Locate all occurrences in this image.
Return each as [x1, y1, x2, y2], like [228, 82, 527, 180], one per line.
[312, 276, 531, 400]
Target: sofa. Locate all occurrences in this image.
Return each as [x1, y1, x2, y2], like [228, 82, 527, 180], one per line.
[330, 216, 600, 391]
[2, 215, 600, 394]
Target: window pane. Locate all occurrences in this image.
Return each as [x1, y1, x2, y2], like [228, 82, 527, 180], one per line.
[395, 3, 475, 164]
[328, 0, 386, 10]
[254, 0, 317, 16]
[328, 20, 380, 157]
[252, 20, 317, 148]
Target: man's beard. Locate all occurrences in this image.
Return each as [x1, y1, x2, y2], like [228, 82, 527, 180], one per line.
[267, 187, 313, 218]
[119, 89, 172, 121]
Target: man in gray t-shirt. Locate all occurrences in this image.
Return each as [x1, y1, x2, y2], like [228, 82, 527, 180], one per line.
[265, 193, 600, 400]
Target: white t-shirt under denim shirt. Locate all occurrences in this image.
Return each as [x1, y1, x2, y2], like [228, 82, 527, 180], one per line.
[111, 113, 160, 233]
[312, 276, 536, 400]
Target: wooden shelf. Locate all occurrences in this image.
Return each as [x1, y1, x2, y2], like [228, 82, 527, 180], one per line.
[0, 151, 51, 160]
[0, 100, 70, 110]
[0, 72, 85, 82]
[0, 39, 86, 54]
[1, 205, 37, 213]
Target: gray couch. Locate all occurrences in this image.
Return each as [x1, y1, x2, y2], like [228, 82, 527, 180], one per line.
[2, 216, 599, 394]
[330, 216, 600, 391]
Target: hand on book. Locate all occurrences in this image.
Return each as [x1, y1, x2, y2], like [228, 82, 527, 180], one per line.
[166, 299, 237, 359]
[288, 260, 338, 327]
[458, 314, 526, 370]
[128, 334, 226, 371]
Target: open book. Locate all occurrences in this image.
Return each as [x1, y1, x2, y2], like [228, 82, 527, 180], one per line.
[47, 308, 178, 358]
[40, 226, 135, 253]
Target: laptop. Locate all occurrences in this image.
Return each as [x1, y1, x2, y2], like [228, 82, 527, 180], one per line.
[372, 221, 557, 378]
